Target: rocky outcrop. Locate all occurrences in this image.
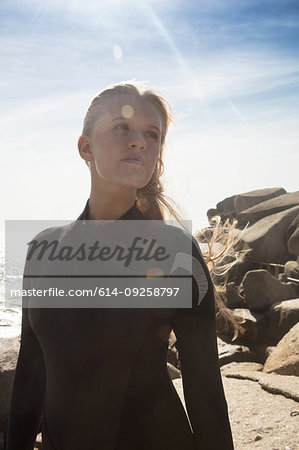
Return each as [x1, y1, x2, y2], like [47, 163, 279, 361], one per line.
[217, 307, 269, 345]
[225, 282, 246, 309]
[268, 298, 299, 344]
[214, 187, 286, 222]
[204, 187, 299, 390]
[237, 191, 299, 227]
[287, 214, 299, 256]
[217, 338, 254, 366]
[234, 187, 287, 214]
[240, 269, 298, 311]
[284, 260, 299, 279]
[263, 323, 299, 376]
[220, 362, 299, 402]
[237, 205, 299, 263]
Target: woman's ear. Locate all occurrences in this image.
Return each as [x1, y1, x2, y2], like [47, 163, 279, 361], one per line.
[78, 135, 94, 162]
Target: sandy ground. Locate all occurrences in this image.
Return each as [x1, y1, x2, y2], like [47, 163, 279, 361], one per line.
[173, 376, 299, 450]
[31, 375, 299, 450]
[223, 377, 298, 450]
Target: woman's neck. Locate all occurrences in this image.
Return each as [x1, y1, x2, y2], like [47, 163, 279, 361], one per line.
[88, 190, 136, 220]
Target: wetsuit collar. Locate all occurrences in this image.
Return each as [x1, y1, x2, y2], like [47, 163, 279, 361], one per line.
[77, 199, 146, 221]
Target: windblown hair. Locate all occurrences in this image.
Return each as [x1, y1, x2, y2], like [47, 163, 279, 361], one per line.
[82, 81, 245, 336]
[195, 216, 251, 339]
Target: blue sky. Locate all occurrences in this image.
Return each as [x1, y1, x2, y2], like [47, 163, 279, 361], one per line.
[1, 0, 299, 232]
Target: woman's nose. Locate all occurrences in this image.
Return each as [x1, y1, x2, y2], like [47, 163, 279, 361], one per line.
[128, 130, 146, 150]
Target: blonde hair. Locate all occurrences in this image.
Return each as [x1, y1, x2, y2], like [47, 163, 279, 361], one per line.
[195, 216, 251, 339]
[82, 81, 243, 336]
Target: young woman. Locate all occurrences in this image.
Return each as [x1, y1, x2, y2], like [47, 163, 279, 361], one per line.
[6, 82, 234, 449]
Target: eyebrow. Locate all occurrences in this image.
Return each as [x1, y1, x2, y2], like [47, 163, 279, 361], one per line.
[111, 117, 161, 133]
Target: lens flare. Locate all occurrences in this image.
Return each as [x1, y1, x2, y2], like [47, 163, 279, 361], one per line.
[121, 104, 134, 118]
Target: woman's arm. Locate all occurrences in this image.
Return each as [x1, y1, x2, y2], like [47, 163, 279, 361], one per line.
[6, 267, 46, 450]
[171, 239, 234, 450]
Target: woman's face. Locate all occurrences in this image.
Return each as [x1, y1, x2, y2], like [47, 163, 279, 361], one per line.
[84, 93, 163, 191]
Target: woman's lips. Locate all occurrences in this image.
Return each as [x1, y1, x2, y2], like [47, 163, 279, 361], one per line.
[122, 158, 144, 165]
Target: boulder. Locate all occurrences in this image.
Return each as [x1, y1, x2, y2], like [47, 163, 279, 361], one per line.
[259, 373, 299, 402]
[234, 187, 286, 215]
[206, 209, 219, 224]
[287, 215, 299, 257]
[287, 214, 299, 240]
[216, 194, 237, 215]
[240, 270, 299, 311]
[268, 298, 299, 344]
[226, 253, 257, 285]
[217, 338, 254, 366]
[263, 322, 299, 376]
[221, 361, 263, 381]
[249, 344, 272, 364]
[238, 205, 299, 263]
[217, 308, 269, 346]
[237, 191, 299, 227]
[284, 261, 299, 280]
[0, 337, 20, 432]
[225, 283, 246, 309]
[233, 308, 270, 345]
[221, 364, 299, 402]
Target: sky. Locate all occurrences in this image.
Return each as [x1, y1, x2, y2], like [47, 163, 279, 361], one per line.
[1, 0, 299, 233]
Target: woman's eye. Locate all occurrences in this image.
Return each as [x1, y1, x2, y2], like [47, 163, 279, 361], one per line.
[115, 123, 129, 130]
[146, 131, 158, 140]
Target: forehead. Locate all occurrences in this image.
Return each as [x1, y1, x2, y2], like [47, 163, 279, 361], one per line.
[94, 93, 162, 129]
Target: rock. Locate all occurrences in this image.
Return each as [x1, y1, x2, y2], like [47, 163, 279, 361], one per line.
[0, 337, 20, 432]
[206, 209, 218, 224]
[250, 344, 271, 364]
[214, 188, 287, 223]
[234, 187, 286, 215]
[168, 330, 177, 348]
[240, 270, 299, 311]
[263, 323, 299, 376]
[237, 191, 299, 227]
[216, 307, 268, 345]
[226, 253, 257, 285]
[258, 373, 299, 402]
[254, 434, 263, 441]
[225, 283, 246, 309]
[287, 214, 299, 240]
[167, 362, 181, 380]
[196, 226, 214, 242]
[167, 331, 179, 368]
[284, 261, 299, 279]
[287, 215, 299, 257]
[221, 361, 263, 381]
[238, 205, 299, 263]
[221, 363, 299, 402]
[216, 194, 237, 215]
[231, 308, 269, 345]
[265, 346, 275, 359]
[217, 338, 254, 366]
[268, 298, 299, 344]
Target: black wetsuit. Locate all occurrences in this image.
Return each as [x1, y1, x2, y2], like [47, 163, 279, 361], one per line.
[6, 202, 234, 450]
